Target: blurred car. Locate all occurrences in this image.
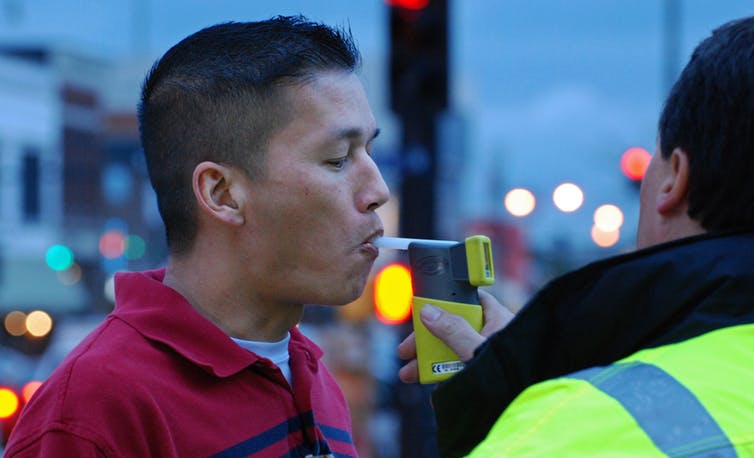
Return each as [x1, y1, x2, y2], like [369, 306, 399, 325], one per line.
[1, 313, 106, 447]
[0, 345, 38, 446]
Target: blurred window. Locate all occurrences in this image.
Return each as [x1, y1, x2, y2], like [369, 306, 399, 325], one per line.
[22, 149, 40, 222]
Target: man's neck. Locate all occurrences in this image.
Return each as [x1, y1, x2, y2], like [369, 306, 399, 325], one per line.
[162, 253, 303, 342]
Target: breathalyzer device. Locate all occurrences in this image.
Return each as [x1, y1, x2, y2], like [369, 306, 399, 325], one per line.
[374, 235, 495, 384]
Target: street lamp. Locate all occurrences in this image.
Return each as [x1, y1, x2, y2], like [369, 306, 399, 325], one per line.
[552, 182, 584, 213]
[504, 188, 536, 217]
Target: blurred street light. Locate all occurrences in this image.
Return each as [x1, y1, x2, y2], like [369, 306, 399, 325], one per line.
[99, 230, 127, 259]
[0, 388, 19, 420]
[4, 311, 27, 336]
[594, 204, 624, 232]
[591, 226, 620, 248]
[45, 245, 74, 272]
[25, 310, 53, 338]
[504, 188, 536, 217]
[3, 310, 53, 338]
[552, 182, 584, 213]
[620, 147, 652, 181]
[125, 234, 147, 260]
[22, 381, 42, 403]
[56, 263, 83, 286]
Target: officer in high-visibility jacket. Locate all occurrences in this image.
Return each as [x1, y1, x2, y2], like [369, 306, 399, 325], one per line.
[397, 16, 754, 458]
[468, 320, 754, 457]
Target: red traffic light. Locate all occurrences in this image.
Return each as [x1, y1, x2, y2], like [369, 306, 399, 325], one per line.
[620, 147, 652, 181]
[386, 0, 430, 10]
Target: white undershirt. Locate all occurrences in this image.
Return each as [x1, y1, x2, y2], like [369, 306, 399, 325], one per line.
[232, 332, 292, 385]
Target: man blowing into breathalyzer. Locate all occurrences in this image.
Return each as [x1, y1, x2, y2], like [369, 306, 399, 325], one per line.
[6, 16, 401, 457]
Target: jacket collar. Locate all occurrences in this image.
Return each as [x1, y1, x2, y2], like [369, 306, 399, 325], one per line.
[519, 228, 754, 363]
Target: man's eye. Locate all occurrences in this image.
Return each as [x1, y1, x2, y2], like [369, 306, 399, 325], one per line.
[327, 157, 348, 169]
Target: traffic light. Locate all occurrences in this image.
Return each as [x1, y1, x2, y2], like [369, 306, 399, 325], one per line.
[389, 0, 448, 240]
[389, 0, 448, 116]
[386, 0, 430, 9]
[373, 263, 413, 325]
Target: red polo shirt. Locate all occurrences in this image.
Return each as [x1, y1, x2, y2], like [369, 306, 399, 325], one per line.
[5, 269, 357, 457]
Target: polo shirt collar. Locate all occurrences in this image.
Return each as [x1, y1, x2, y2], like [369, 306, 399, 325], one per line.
[112, 268, 321, 377]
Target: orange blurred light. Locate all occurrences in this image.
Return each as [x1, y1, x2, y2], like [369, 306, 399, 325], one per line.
[0, 387, 20, 419]
[99, 230, 126, 259]
[621, 147, 652, 181]
[26, 310, 53, 338]
[4, 311, 27, 336]
[373, 263, 413, 324]
[593, 204, 624, 232]
[591, 225, 620, 248]
[22, 381, 43, 403]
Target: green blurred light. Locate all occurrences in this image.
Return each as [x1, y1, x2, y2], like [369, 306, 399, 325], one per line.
[125, 235, 146, 260]
[46, 245, 74, 271]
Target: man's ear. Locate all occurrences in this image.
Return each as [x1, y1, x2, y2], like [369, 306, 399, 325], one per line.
[192, 161, 245, 226]
[657, 148, 690, 215]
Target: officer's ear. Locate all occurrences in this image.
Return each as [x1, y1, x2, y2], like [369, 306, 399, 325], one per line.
[656, 148, 690, 216]
[192, 161, 245, 226]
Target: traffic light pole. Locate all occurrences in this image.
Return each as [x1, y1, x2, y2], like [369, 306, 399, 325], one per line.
[390, 0, 448, 239]
[389, 1, 448, 456]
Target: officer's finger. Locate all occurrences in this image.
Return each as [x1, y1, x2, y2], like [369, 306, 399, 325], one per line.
[478, 289, 515, 338]
[397, 331, 417, 361]
[398, 359, 420, 384]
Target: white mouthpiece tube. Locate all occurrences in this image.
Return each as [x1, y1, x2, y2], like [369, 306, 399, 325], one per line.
[372, 236, 458, 250]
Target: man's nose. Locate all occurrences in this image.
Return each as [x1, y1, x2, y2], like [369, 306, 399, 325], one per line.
[360, 155, 390, 212]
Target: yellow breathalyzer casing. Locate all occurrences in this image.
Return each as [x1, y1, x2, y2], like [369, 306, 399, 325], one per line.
[409, 235, 494, 384]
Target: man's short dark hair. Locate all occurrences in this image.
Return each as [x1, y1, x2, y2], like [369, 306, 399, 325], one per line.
[138, 16, 361, 254]
[658, 16, 754, 231]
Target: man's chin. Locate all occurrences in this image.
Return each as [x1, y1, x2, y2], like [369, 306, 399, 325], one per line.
[334, 281, 368, 306]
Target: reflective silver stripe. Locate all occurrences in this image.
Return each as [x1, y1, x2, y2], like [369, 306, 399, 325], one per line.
[568, 361, 737, 457]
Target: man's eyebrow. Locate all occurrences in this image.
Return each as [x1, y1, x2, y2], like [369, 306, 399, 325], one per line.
[333, 127, 381, 142]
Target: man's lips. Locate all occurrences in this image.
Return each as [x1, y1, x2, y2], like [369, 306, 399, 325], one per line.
[361, 229, 384, 257]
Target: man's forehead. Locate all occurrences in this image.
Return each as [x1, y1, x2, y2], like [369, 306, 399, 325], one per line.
[283, 73, 376, 134]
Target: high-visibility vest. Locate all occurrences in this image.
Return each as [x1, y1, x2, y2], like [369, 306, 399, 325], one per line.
[467, 324, 754, 457]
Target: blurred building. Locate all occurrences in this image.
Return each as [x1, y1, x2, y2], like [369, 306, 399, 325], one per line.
[0, 52, 87, 316]
[0, 45, 165, 352]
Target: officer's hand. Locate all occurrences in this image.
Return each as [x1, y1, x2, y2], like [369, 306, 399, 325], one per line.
[397, 289, 514, 383]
